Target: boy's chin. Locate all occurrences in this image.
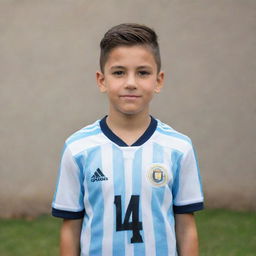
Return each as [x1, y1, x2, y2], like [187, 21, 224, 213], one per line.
[118, 109, 148, 117]
[111, 105, 149, 117]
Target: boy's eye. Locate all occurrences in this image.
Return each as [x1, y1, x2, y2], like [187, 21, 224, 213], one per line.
[112, 70, 124, 76]
[138, 70, 151, 76]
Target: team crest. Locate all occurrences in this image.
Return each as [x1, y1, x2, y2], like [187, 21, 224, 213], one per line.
[147, 164, 169, 187]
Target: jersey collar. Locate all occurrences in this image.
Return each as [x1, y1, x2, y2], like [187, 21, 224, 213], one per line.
[99, 115, 157, 147]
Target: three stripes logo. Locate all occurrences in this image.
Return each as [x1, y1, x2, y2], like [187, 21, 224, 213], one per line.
[91, 168, 108, 182]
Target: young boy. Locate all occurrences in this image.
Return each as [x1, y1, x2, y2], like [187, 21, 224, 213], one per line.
[52, 23, 204, 256]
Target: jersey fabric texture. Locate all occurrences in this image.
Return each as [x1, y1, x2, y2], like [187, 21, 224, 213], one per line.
[52, 116, 204, 256]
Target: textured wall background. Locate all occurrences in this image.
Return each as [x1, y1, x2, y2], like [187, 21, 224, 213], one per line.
[0, 0, 255, 217]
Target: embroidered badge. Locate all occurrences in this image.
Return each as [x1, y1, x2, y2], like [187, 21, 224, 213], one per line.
[147, 164, 169, 187]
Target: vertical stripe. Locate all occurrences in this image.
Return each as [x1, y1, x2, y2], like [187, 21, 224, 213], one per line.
[168, 149, 183, 256]
[81, 174, 93, 256]
[74, 153, 86, 209]
[132, 148, 145, 256]
[112, 146, 126, 255]
[151, 143, 168, 256]
[163, 189, 176, 255]
[171, 150, 183, 204]
[123, 149, 134, 256]
[80, 149, 94, 256]
[73, 150, 91, 256]
[141, 142, 156, 256]
[101, 143, 114, 256]
[161, 149, 176, 255]
[87, 146, 104, 255]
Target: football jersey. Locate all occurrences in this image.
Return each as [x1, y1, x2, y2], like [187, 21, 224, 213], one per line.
[52, 116, 204, 256]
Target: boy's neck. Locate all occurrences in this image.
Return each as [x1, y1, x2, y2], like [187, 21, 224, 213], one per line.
[106, 111, 152, 146]
[106, 111, 151, 131]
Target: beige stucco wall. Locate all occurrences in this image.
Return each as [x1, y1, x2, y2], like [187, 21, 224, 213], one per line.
[0, 0, 255, 217]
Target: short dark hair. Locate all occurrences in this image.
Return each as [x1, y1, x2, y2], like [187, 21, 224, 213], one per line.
[99, 23, 161, 73]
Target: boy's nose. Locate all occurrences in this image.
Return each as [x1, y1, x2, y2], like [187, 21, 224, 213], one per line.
[125, 74, 137, 89]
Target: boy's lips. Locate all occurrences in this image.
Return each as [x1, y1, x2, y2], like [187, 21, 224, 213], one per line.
[120, 95, 141, 98]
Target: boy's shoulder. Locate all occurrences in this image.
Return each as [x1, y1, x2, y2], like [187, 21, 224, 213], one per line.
[155, 118, 193, 152]
[64, 119, 105, 153]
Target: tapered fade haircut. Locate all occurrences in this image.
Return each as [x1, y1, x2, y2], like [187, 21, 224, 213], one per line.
[99, 23, 161, 73]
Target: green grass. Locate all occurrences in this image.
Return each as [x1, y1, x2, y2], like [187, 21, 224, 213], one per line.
[0, 209, 255, 255]
[196, 209, 256, 256]
[0, 215, 61, 256]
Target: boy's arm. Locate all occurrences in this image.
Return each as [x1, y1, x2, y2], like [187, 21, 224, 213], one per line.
[60, 218, 83, 256]
[175, 213, 199, 256]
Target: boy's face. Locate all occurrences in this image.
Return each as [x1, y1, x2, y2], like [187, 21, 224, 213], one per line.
[96, 45, 164, 117]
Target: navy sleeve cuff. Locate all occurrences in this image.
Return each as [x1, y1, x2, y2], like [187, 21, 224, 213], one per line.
[52, 207, 85, 219]
[173, 202, 204, 214]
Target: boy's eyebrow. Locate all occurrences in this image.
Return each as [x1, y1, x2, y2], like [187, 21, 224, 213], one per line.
[137, 65, 153, 69]
[109, 65, 153, 70]
[110, 65, 125, 70]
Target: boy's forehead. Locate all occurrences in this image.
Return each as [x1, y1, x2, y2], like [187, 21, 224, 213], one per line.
[106, 45, 157, 68]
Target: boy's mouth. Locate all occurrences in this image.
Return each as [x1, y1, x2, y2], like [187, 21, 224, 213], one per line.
[120, 95, 141, 99]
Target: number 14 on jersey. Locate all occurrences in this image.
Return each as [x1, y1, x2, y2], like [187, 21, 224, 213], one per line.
[114, 195, 143, 243]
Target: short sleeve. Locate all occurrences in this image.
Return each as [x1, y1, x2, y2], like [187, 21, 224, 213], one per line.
[172, 144, 204, 214]
[52, 144, 85, 219]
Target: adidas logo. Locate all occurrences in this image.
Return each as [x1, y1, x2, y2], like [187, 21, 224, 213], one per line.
[91, 168, 108, 182]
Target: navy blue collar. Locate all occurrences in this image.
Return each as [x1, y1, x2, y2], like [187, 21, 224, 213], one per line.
[99, 116, 157, 147]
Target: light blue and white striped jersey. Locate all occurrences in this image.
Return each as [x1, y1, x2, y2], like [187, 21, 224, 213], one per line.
[52, 116, 204, 256]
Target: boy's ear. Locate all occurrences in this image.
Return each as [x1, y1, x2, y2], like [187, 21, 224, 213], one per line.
[96, 71, 107, 93]
[154, 71, 164, 93]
